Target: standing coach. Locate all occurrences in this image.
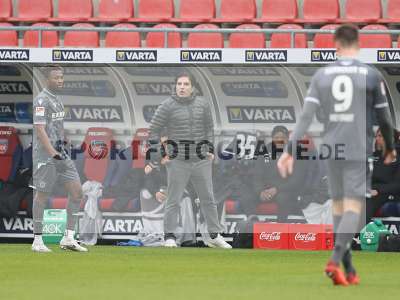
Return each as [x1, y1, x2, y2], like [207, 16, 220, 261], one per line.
[148, 72, 231, 249]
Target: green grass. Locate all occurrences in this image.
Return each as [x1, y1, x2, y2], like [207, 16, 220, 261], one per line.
[0, 244, 398, 300]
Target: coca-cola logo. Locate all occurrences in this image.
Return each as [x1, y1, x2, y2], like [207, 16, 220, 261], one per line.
[259, 231, 281, 241]
[294, 232, 317, 242]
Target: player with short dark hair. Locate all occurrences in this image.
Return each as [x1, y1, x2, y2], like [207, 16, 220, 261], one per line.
[278, 24, 396, 286]
[32, 65, 87, 252]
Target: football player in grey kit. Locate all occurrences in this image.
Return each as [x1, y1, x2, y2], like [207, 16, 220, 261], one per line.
[278, 25, 396, 285]
[32, 65, 87, 252]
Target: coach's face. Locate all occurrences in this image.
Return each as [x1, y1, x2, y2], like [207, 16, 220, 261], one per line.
[48, 69, 64, 90]
[176, 76, 193, 98]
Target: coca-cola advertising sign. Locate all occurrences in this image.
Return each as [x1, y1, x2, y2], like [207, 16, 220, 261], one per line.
[294, 232, 317, 242]
[253, 223, 289, 249]
[259, 231, 281, 241]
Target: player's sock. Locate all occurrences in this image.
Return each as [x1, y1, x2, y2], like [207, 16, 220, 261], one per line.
[66, 198, 80, 232]
[331, 211, 360, 265]
[333, 215, 356, 274]
[33, 234, 44, 244]
[342, 250, 356, 274]
[33, 198, 45, 235]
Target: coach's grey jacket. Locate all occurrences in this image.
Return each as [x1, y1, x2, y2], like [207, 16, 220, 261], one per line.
[148, 94, 214, 162]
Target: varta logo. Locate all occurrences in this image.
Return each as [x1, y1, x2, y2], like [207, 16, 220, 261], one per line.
[227, 106, 296, 123]
[180, 50, 222, 62]
[245, 50, 287, 62]
[311, 50, 337, 62]
[116, 50, 157, 62]
[53, 50, 93, 61]
[0, 49, 29, 61]
[377, 50, 400, 61]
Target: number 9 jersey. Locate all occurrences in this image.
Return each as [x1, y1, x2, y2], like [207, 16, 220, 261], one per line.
[306, 58, 393, 161]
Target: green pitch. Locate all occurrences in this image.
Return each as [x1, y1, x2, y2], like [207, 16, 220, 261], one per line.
[0, 244, 398, 300]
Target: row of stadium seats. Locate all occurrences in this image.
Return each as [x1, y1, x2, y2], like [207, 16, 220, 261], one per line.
[2, 0, 400, 25]
[0, 22, 397, 48]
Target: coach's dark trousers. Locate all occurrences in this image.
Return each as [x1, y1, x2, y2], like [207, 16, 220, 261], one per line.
[164, 159, 222, 236]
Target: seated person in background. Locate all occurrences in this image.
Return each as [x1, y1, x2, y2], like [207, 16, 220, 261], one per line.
[367, 129, 400, 221]
[102, 145, 144, 212]
[253, 126, 312, 222]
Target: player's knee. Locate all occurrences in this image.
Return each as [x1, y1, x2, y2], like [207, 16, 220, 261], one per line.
[71, 187, 84, 201]
[34, 191, 49, 204]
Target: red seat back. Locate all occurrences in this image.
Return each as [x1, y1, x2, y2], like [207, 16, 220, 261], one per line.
[313, 24, 339, 48]
[229, 24, 265, 48]
[345, 0, 381, 21]
[219, 0, 256, 20]
[261, 0, 297, 21]
[23, 23, 59, 47]
[146, 23, 182, 48]
[0, 0, 12, 20]
[64, 23, 99, 47]
[58, 0, 92, 20]
[131, 128, 150, 169]
[0, 22, 17, 46]
[105, 23, 141, 48]
[18, 0, 52, 20]
[83, 127, 113, 183]
[387, 0, 400, 19]
[188, 24, 224, 48]
[0, 126, 20, 182]
[271, 24, 307, 48]
[179, 0, 215, 20]
[360, 25, 392, 48]
[98, 0, 134, 20]
[303, 0, 339, 21]
[138, 0, 174, 19]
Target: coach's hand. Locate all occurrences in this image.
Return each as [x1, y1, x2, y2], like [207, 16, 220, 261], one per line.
[383, 149, 397, 165]
[277, 152, 294, 179]
[52, 153, 67, 173]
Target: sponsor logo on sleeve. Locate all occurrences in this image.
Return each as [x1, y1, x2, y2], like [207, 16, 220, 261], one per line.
[227, 106, 296, 123]
[35, 106, 45, 117]
[311, 50, 337, 62]
[245, 50, 287, 62]
[180, 50, 222, 62]
[0, 49, 30, 61]
[116, 50, 157, 62]
[53, 50, 93, 62]
[377, 50, 400, 62]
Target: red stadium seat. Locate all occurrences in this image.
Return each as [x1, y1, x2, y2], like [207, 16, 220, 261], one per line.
[313, 24, 338, 48]
[0, 22, 17, 46]
[0, 126, 22, 182]
[256, 0, 297, 23]
[213, 0, 256, 23]
[12, 0, 52, 22]
[187, 23, 224, 48]
[380, 0, 400, 23]
[0, 0, 12, 21]
[360, 25, 392, 48]
[135, 0, 174, 22]
[50, 0, 92, 22]
[64, 23, 99, 47]
[229, 24, 265, 48]
[146, 23, 182, 48]
[340, 0, 381, 23]
[302, 0, 339, 23]
[23, 23, 59, 47]
[92, 0, 134, 22]
[173, 0, 215, 22]
[105, 23, 141, 47]
[82, 127, 113, 183]
[270, 24, 307, 48]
